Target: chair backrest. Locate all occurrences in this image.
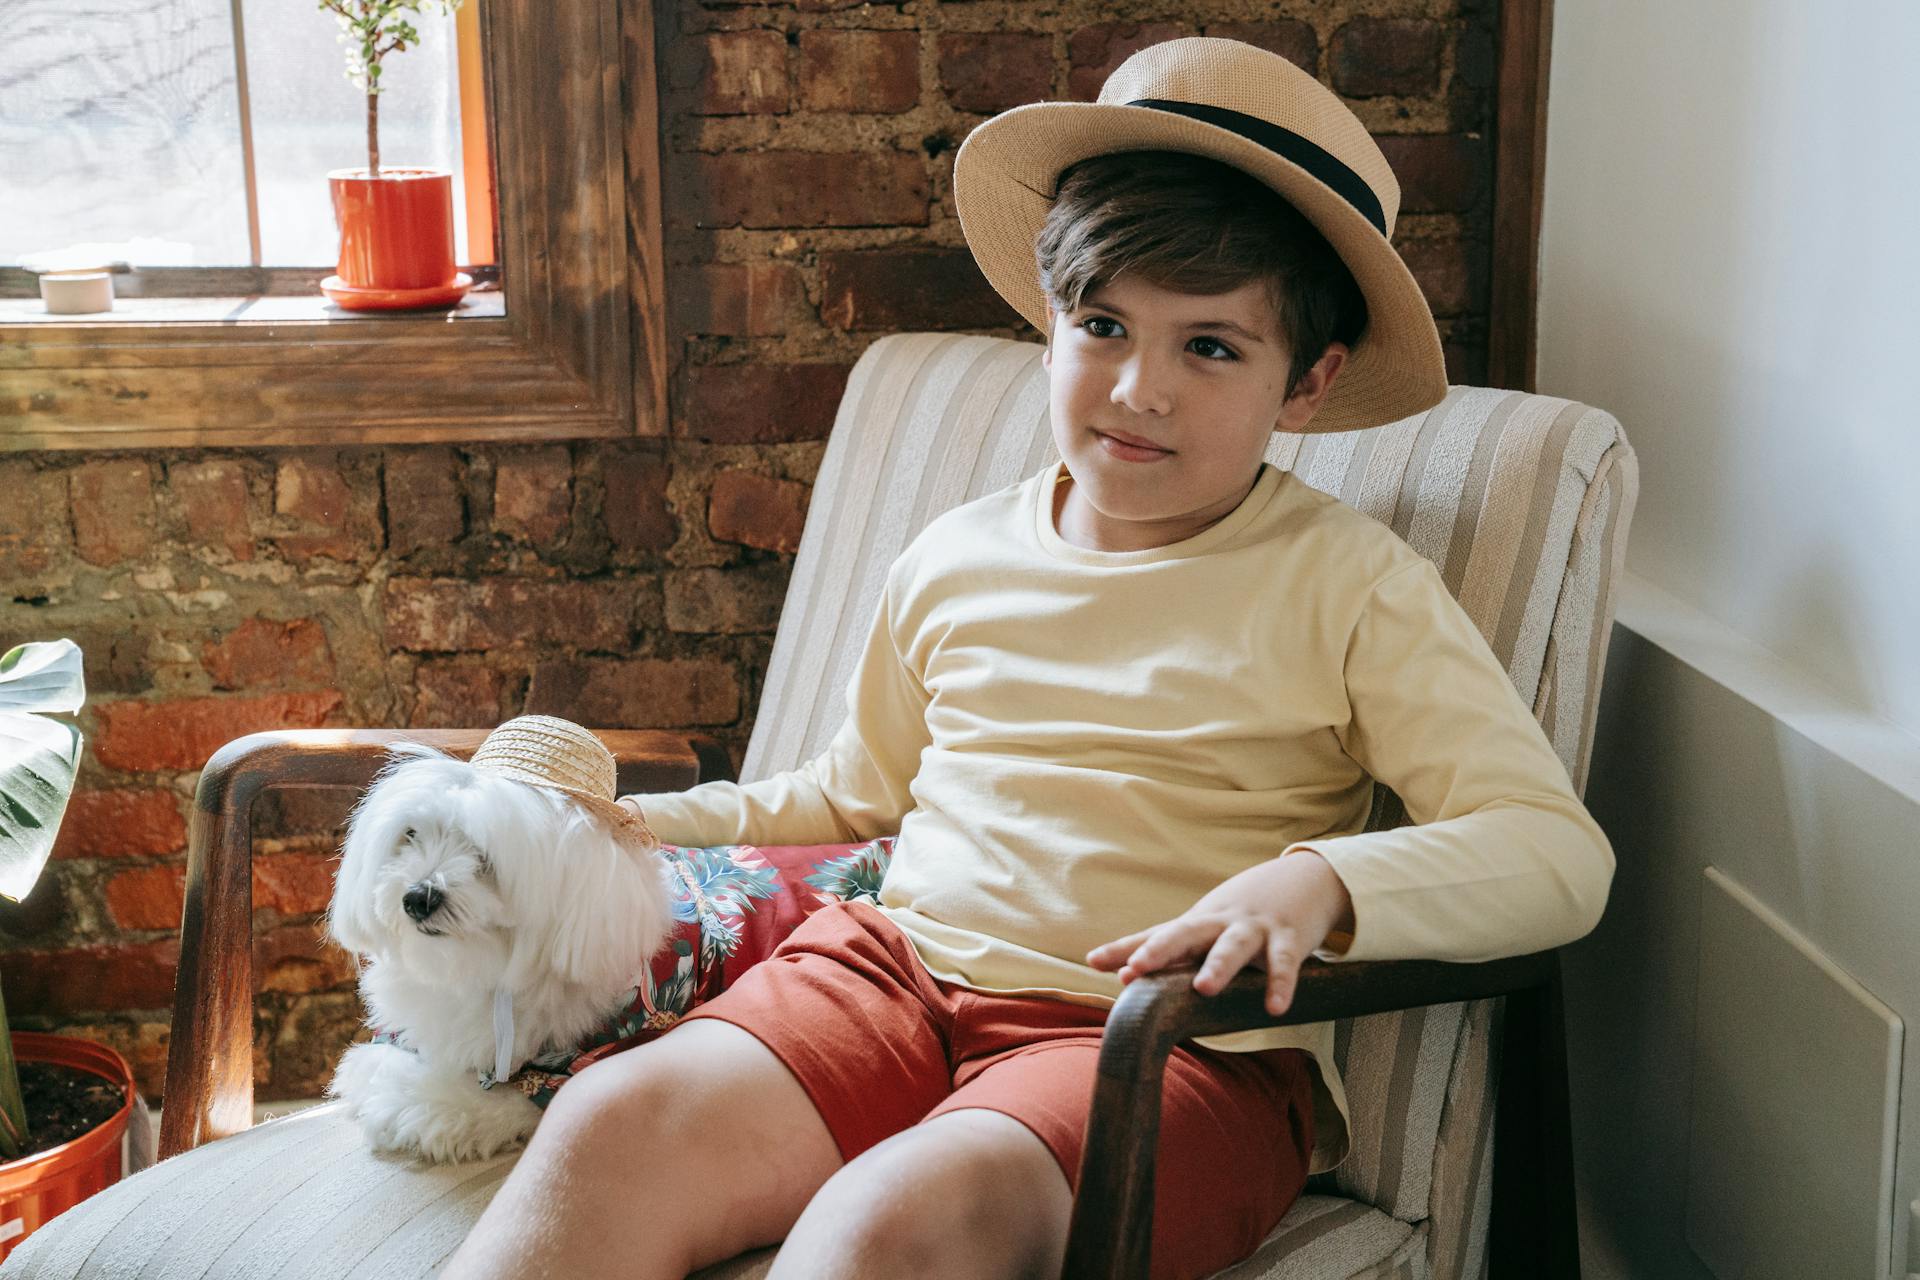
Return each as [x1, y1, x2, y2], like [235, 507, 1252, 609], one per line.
[741, 333, 1638, 1278]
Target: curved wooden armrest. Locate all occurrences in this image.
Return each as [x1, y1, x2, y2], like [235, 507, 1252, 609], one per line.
[1061, 951, 1558, 1280]
[159, 727, 725, 1159]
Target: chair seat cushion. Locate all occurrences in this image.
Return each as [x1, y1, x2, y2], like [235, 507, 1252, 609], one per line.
[0, 1102, 1416, 1280]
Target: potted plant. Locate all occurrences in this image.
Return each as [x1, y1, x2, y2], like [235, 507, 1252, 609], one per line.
[317, 0, 473, 311]
[0, 640, 145, 1261]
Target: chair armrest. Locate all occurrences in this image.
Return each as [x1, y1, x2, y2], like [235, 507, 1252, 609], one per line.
[158, 727, 721, 1159]
[1060, 951, 1558, 1280]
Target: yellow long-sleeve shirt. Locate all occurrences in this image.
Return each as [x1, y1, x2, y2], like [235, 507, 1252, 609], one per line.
[627, 458, 1614, 1173]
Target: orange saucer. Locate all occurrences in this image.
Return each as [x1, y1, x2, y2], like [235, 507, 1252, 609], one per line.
[321, 272, 472, 311]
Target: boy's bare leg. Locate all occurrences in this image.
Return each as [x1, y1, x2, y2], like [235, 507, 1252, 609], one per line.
[441, 1019, 844, 1280]
[768, 1109, 1073, 1280]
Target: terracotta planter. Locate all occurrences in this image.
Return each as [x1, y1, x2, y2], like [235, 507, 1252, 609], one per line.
[323, 167, 472, 311]
[0, 1034, 137, 1262]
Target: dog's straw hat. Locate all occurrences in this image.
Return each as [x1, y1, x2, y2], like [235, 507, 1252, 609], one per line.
[953, 36, 1448, 434]
[469, 715, 657, 852]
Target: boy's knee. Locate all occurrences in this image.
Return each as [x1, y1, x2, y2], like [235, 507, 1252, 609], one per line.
[790, 1113, 1070, 1277]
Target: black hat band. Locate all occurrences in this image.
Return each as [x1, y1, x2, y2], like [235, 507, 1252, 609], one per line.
[1126, 97, 1389, 237]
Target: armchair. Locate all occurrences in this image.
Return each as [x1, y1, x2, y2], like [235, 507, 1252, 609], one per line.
[1, 333, 1635, 1279]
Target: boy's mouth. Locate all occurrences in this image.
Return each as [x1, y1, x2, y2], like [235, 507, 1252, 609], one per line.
[1094, 429, 1174, 461]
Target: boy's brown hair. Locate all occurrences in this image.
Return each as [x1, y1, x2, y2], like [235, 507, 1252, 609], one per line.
[1035, 151, 1369, 396]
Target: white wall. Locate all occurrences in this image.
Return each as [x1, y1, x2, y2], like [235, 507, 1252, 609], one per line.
[1537, 3, 1920, 1277]
[1537, 0, 1920, 740]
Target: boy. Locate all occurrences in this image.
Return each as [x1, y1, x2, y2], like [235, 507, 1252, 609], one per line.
[445, 36, 1613, 1280]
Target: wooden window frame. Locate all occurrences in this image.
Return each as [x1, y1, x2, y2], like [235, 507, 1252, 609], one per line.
[0, 0, 666, 452]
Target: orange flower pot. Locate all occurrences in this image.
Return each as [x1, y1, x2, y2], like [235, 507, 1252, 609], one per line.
[0, 1033, 138, 1263]
[323, 167, 472, 311]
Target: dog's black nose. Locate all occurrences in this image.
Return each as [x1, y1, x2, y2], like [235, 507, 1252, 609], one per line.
[402, 884, 445, 923]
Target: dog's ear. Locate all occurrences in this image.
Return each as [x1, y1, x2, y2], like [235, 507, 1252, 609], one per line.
[511, 811, 672, 992]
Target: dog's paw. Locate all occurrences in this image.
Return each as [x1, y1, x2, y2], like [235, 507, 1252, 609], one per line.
[328, 1041, 541, 1164]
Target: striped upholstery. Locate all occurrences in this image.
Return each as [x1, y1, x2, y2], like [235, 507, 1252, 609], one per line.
[0, 333, 1635, 1280]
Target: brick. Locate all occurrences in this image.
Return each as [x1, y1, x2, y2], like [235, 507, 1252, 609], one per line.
[527, 657, 740, 727]
[50, 788, 187, 860]
[1377, 134, 1485, 214]
[170, 458, 253, 561]
[0, 462, 71, 585]
[0, 624, 151, 697]
[252, 786, 356, 841]
[383, 578, 635, 652]
[0, 939, 179, 1014]
[1066, 22, 1188, 101]
[384, 447, 465, 558]
[59, 1019, 170, 1103]
[254, 851, 336, 918]
[201, 617, 334, 690]
[818, 247, 1022, 331]
[684, 364, 850, 444]
[1398, 237, 1475, 317]
[692, 151, 928, 229]
[798, 30, 919, 114]
[1444, 333, 1486, 386]
[0, 864, 66, 939]
[1203, 21, 1317, 73]
[105, 862, 186, 930]
[663, 565, 789, 634]
[68, 459, 155, 568]
[92, 692, 344, 773]
[273, 454, 380, 563]
[938, 32, 1054, 113]
[275, 454, 349, 524]
[675, 262, 810, 338]
[1331, 19, 1445, 98]
[493, 447, 573, 548]
[603, 453, 677, 556]
[671, 30, 789, 115]
[258, 923, 358, 995]
[708, 470, 810, 554]
[269, 992, 364, 1102]
[410, 661, 505, 728]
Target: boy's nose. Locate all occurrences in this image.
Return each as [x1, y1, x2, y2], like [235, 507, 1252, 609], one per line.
[1111, 352, 1173, 417]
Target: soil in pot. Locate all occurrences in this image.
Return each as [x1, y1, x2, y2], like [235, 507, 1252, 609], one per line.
[8, 1061, 122, 1159]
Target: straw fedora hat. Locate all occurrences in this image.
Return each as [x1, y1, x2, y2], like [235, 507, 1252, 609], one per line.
[468, 715, 657, 852]
[953, 36, 1448, 434]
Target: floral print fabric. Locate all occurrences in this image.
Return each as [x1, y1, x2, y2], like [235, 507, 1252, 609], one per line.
[499, 838, 897, 1105]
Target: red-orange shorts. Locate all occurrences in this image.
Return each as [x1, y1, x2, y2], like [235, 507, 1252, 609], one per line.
[676, 899, 1315, 1280]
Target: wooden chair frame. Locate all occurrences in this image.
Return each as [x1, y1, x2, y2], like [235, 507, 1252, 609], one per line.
[161, 729, 1580, 1280]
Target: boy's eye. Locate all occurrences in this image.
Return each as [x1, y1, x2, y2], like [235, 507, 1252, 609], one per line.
[1080, 315, 1122, 339]
[1189, 336, 1237, 361]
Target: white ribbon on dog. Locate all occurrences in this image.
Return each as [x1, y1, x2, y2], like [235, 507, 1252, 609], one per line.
[492, 986, 517, 1085]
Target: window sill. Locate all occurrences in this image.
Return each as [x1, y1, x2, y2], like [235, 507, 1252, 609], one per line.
[0, 288, 505, 325]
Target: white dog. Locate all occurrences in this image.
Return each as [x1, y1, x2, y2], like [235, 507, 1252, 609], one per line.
[325, 718, 674, 1163]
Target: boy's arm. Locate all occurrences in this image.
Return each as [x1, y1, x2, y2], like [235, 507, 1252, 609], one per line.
[1280, 557, 1615, 963]
[618, 571, 932, 848]
[1091, 557, 1614, 1012]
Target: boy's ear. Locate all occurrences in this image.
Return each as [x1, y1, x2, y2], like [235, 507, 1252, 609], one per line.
[1042, 303, 1054, 368]
[1274, 343, 1350, 432]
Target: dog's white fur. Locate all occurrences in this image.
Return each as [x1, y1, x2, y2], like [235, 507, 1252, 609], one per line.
[325, 741, 673, 1163]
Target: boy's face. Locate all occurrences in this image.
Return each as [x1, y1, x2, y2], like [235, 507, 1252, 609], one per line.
[1043, 273, 1347, 553]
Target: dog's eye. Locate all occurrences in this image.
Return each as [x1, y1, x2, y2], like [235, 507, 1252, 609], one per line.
[476, 853, 494, 876]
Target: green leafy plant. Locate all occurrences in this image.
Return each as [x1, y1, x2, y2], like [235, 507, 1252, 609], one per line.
[0, 639, 86, 1160]
[316, 0, 466, 176]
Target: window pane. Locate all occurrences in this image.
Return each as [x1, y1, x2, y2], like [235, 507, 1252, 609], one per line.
[241, 0, 468, 267]
[0, 0, 250, 267]
[0, 1, 475, 274]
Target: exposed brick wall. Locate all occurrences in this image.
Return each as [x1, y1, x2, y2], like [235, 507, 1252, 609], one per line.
[0, 0, 1499, 1104]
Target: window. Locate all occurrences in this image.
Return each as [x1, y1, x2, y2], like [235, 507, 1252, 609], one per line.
[0, 0, 665, 449]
